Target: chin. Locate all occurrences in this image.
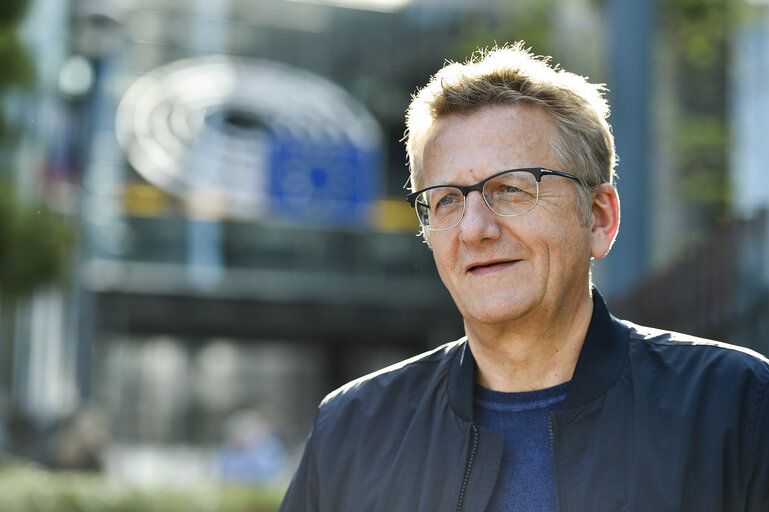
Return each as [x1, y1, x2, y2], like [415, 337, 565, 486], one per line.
[459, 297, 536, 326]
[445, 278, 545, 325]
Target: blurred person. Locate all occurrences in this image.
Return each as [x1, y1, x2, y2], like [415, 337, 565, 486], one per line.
[217, 409, 287, 485]
[52, 405, 110, 471]
[279, 43, 769, 511]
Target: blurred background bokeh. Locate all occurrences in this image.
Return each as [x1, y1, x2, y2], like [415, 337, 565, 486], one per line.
[1, 0, 769, 508]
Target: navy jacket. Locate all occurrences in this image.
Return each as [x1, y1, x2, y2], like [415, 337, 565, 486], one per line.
[280, 293, 769, 511]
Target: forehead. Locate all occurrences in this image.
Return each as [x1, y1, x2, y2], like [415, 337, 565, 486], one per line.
[421, 104, 558, 186]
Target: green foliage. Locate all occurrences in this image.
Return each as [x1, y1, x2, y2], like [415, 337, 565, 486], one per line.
[0, 0, 34, 139]
[0, 0, 29, 27]
[657, 0, 755, 222]
[0, 461, 282, 512]
[0, 182, 75, 302]
[676, 113, 729, 211]
[660, 0, 735, 68]
[0, 29, 35, 91]
[452, 1, 558, 65]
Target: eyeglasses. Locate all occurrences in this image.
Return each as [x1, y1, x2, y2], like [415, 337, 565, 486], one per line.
[405, 167, 581, 231]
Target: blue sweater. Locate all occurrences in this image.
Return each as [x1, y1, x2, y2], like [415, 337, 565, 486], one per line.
[474, 381, 569, 512]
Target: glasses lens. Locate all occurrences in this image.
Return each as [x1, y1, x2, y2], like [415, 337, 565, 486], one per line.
[483, 170, 539, 216]
[415, 187, 464, 230]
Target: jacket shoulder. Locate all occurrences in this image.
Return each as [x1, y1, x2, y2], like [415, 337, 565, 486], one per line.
[283, 340, 469, 511]
[620, 320, 769, 495]
[623, 320, 769, 372]
[622, 320, 769, 443]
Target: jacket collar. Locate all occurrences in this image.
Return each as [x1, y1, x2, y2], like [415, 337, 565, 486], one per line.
[447, 289, 629, 420]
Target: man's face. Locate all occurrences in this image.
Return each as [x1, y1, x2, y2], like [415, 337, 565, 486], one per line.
[421, 104, 595, 327]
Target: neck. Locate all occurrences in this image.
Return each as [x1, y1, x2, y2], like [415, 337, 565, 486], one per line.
[465, 290, 594, 393]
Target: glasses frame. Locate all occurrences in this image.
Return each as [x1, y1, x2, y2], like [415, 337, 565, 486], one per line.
[405, 167, 581, 231]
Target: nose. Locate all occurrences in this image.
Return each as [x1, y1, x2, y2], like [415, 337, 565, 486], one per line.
[458, 190, 501, 243]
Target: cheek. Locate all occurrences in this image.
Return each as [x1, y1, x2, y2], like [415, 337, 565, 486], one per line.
[535, 220, 589, 264]
[553, 230, 592, 274]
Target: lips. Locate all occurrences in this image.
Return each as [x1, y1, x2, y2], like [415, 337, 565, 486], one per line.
[466, 259, 518, 275]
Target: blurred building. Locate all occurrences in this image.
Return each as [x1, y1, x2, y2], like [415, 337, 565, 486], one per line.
[608, 0, 769, 358]
[63, 0, 466, 479]
[8, 0, 542, 481]
[3, 0, 769, 486]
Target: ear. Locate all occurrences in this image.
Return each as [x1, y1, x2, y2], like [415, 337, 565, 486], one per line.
[590, 183, 620, 259]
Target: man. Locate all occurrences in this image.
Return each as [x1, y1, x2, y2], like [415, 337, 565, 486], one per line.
[280, 43, 769, 511]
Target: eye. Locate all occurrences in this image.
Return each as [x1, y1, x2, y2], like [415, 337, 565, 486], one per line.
[428, 188, 462, 210]
[437, 194, 458, 206]
[489, 183, 525, 197]
[502, 185, 522, 194]
[487, 175, 537, 199]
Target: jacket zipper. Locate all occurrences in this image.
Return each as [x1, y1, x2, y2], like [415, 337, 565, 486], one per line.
[549, 415, 555, 448]
[549, 414, 563, 512]
[456, 422, 480, 512]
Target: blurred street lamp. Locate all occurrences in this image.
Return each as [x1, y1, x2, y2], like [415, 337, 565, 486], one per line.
[58, 55, 94, 100]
